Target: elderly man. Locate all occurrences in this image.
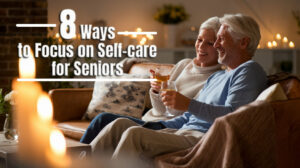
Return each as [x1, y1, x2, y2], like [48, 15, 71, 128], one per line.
[91, 14, 267, 163]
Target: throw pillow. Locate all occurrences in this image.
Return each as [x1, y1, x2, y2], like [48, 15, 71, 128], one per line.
[256, 83, 288, 102]
[83, 74, 150, 120]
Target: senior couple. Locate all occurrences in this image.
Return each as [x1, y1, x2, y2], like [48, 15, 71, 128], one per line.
[80, 13, 267, 163]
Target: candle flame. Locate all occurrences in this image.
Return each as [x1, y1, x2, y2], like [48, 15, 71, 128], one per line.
[50, 129, 66, 156]
[283, 37, 288, 43]
[37, 93, 53, 122]
[289, 41, 295, 48]
[136, 27, 142, 32]
[55, 33, 60, 38]
[267, 41, 273, 48]
[19, 49, 35, 78]
[276, 33, 281, 40]
[272, 41, 277, 47]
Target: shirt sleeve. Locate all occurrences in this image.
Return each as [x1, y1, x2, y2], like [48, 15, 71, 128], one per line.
[188, 66, 266, 124]
[160, 112, 191, 129]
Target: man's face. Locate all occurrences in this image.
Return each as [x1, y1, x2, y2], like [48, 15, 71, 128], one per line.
[214, 25, 239, 66]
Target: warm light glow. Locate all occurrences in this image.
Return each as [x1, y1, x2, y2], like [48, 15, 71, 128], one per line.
[55, 33, 59, 38]
[50, 129, 66, 156]
[19, 49, 35, 78]
[131, 34, 137, 38]
[37, 93, 53, 122]
[257, 44, 261, 49]
[289, 41, 295, 48]
[283, 37, 288, 43]
[276, 33, 281, 40]
[140, 37, 147, 45]
[272, 41, 277, 47]
[267, 41, 273, 48]
[146, 34, 154, 40]
[77, 34, 81, 39]
[124, 31, 129, 36]
[136, 27, 142, 32]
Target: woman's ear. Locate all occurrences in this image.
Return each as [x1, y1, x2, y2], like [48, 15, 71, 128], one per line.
[240, 37, 250, 49]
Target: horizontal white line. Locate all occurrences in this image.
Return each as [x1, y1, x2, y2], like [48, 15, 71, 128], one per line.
[117, 32, 157, 35]
[17, 78, 157, 82]
[16, 24, 57, 27]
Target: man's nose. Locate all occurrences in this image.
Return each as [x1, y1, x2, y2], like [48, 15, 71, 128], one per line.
[214, 39, 220, 48]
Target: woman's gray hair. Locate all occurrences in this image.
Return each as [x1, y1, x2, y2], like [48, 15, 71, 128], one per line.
[220, 13, 261, 56]
[199, 16, 221, 35]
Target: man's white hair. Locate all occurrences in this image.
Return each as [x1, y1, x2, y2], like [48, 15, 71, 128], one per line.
[220, 13, 261, 56]
[199, 16, 221, 35]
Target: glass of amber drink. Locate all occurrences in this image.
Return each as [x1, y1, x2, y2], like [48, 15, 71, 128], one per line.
[161, 80, 177, 117]
[154, 68, 170, 83]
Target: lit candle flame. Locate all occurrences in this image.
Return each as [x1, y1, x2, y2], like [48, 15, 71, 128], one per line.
[272, 41, 277, 48]
[276, 33, 281, 40]
[50, 129, 66, 156]
[37, 93, 53, 123]
[267, 41, 273, 48]
[283, 37, 288, 43]
[136, 27, 142, 32]
[19, 49, 35, 78]
[55, 33, 59, 38]
[289, 41, 295, 48]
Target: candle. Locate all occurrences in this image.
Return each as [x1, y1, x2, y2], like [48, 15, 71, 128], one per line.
[47, 128, 70, 167]
[267, 41, 273, 48]
[275, 34, 281, 47]
[13, 48, 44, 163]
[276, 33, 281, 40]
[282, 37, 288, 48]
[272, 41, 278, 48]
[257, 44, 261, 49]
[289, 41, 295, 48]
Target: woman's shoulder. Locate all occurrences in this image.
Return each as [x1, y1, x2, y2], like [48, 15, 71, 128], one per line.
[174, 58, 193, 69]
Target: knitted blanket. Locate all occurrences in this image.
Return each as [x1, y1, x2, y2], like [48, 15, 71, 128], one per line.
[155, 101, 276, 168]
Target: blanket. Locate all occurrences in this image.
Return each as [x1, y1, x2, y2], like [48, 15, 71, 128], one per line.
[155, 101, 276, 168]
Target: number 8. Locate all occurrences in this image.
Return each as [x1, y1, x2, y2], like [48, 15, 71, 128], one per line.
[60, 9, 76, 39]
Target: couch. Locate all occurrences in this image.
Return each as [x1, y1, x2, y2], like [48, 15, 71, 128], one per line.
[49, 62, 300, 167]
[50, 62, 174, 140]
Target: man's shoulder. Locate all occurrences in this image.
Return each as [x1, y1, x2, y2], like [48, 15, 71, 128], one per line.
[234, 60, 266, 76]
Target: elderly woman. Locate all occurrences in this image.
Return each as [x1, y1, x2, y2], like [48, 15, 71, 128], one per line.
[80, 16, 222, 144]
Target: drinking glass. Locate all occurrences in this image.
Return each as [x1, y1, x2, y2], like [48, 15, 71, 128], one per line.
[161, 80, 177, 117]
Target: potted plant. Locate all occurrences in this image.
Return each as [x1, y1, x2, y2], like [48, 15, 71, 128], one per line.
[0, 89, 18, 140]
[154, 4, 189, 48]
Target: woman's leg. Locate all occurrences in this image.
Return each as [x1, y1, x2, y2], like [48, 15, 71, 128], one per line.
[80, 112, 145, 143]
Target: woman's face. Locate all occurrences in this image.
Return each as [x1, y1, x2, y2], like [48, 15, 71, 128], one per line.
[194, 29, 219, 67]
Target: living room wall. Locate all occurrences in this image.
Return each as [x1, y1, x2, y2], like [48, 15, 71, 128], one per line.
[48, 0, 300, 48]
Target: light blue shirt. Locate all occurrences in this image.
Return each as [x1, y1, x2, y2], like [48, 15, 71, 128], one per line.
[161, 60, 267, 133]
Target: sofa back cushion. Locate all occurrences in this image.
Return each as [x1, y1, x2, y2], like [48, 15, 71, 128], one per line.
[256, 83, 288, 102]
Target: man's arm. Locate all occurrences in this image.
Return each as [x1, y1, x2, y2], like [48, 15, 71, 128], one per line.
[188, 66, 267, 124]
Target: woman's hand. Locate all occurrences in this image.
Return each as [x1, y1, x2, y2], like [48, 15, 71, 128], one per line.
[150, 69, 161, 94]
[160, 90, 191, 111]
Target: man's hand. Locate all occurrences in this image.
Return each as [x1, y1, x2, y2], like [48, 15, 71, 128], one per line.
[160, 90, 191, 111]
[150, 69, 161, 94]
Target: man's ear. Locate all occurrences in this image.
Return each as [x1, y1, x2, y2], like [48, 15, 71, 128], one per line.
[240, 37, 250, 49]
